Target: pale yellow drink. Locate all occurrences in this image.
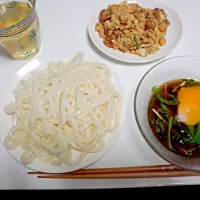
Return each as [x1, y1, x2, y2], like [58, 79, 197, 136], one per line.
[0, 1, 41, 60]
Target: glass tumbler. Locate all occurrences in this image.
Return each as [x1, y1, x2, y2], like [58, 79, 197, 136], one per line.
[0, 0, 41, 60]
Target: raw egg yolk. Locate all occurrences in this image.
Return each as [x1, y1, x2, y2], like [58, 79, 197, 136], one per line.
[177, 87, 200, 125]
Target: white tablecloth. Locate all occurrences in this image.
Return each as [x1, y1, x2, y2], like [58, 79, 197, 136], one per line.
[0, 0, 199, 189]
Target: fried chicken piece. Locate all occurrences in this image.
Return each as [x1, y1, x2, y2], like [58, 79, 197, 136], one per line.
[99, 9, 111, 23]
[159, 19, 170, 32]
[95, 23, 105, 39]
[153, 8, 167, 21]
[159, 36, 166, 46]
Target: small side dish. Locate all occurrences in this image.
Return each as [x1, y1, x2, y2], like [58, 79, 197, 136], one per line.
[95, 1, 170, 57]
[148, 79, 200, 158]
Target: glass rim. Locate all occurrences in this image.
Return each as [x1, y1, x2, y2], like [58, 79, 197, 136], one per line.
[134, 55, 200, 172]
[0, 0, 36, 34]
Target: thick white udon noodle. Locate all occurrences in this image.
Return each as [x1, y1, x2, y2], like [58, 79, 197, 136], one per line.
[4, 53, 123, 166]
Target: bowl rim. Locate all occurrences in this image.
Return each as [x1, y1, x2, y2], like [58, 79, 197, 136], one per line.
[134, 55, 200, 172]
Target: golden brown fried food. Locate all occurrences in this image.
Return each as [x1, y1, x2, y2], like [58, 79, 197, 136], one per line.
[95, 1, 170, 57]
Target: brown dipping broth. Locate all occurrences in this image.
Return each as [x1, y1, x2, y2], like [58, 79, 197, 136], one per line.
[148, 79, 200, 158]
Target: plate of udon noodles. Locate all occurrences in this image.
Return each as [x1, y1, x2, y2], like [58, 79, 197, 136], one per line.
[0, 52, 125, 173]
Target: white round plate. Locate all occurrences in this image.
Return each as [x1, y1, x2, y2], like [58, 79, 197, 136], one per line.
[0, 52, 126, 173]
[88, 0, 183, 64]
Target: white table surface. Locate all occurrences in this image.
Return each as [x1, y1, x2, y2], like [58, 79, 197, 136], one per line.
[0, 0, 200, 189]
